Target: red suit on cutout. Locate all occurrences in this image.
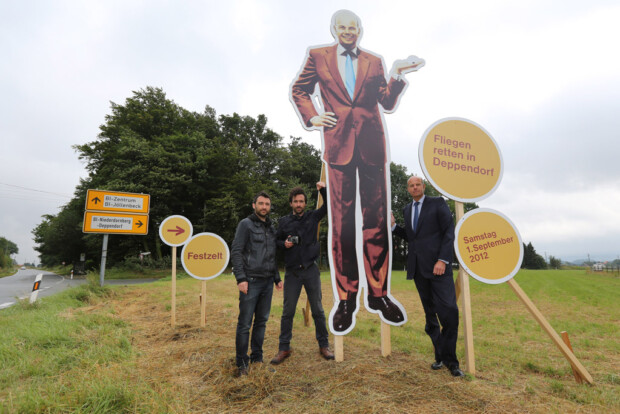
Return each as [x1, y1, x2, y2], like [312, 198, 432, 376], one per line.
[291, 10, 413, 334]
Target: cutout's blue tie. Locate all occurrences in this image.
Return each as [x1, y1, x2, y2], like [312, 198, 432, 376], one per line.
[413, 201, 420, 232]
[345, 53, 355, 100]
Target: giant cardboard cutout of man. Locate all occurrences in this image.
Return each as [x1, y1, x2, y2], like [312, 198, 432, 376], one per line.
[290, 9, 424, 334]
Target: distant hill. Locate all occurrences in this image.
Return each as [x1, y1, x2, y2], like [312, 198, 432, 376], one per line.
[564, 258, 619, 266]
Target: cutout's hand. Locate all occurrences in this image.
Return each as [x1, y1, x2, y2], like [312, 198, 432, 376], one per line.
[310, 112, 337, 127]
[392, 55, 425, 75]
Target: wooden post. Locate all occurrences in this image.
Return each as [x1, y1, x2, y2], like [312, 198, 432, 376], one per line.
[381, 321, 391, 357]
[200, 280, 207, 327]
[302, 300, 311, 327]
[171, 246, 177, 328]
[561, 331, 584, 384]
[335, 335, 344, 362]
[507, 279, 593, 384]
[455, 201, 475, 375]
[305, 163, 326, 329]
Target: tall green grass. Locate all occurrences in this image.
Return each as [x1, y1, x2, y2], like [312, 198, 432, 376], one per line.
[0, 265, 18, 278]
[0, 281, 172, 413]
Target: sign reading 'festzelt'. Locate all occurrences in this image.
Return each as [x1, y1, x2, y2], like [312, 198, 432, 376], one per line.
[181, 233, 229, 281]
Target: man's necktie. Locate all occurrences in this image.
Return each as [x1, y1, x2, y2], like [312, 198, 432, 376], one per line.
[345, 52, 355, 100]
[413, 201, 420, 232]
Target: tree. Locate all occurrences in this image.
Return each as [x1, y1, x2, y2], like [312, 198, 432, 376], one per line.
[34, 87, 325, 269]
[390, 163, 410, 270]
[0, 236, 18, 268]
[521, 242, 547, 269]
[548, 255, 562, 269]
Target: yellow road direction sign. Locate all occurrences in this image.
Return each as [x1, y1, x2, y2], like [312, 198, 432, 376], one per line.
[85, 190, 150, 214]
[83, 211, 149, 235]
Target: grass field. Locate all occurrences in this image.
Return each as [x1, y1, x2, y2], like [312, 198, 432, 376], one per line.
[1, 269, 618, 413]
[40, 264, 175, 280]
[0, 265, 18, 278]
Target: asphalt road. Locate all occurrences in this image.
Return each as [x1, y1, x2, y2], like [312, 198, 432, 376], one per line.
[0, 268, 157, 310]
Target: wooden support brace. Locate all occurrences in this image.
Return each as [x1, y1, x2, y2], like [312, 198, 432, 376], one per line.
[200, 281, 207, 327]
[459, 267, 476, 375]
[381, 321, 391, 357]
[335, 335, 344, 362]
[171, 246, 177, 328]
[561, 331, 585, 384]
[507, 279, 593, 384]
[302, 299, 311, 327]
[455, 201, 475, 375]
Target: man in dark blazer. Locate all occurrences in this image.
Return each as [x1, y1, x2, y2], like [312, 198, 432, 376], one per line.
[392, 176, 464, 377]
[291, 9, 423, 334]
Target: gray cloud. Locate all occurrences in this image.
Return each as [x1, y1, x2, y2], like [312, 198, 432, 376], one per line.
[2, 1, 619, 264]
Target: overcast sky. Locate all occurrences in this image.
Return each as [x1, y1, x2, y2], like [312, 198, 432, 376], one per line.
[1, 0, 619, 265]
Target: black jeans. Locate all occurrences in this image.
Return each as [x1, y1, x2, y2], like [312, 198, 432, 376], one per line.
[235, 277, 274, 368]
[278, 263, 329, 350]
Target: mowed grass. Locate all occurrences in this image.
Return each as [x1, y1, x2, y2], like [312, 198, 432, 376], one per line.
[0, 269, 618, 413]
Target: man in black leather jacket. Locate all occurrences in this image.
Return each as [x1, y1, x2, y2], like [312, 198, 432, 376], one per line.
[231, 191, 282, 376]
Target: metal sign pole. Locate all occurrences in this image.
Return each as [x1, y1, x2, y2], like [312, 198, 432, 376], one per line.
[99, 234, 109, 287]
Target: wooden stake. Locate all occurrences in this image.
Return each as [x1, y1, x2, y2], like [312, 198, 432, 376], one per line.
[507, 279, 593, 384]
[459, 267, 475, 375]
[335, 335, 344, 362]
[455, 201, 475, 375]
[306, 164, 326, 329]
[381, 321, 391, 357]
[200, 280, 207, 327]
[561, 331, 584, 384]
[303, 300, 311, 327]
[171, 246, 177, 328]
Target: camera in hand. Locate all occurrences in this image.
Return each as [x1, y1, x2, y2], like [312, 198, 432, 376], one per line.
[287, 236, 300, 245]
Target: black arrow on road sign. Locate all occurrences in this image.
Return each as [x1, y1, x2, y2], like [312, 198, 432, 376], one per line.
[91, 197, 101, 204]
[136, 220, 144, 228]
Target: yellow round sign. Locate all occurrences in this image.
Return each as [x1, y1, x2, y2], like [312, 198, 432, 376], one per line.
[419, 118, 503, 202]
[181, 233, 230, 280]
[159, 215, 193, 247]
[454, 209, 523, 284]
